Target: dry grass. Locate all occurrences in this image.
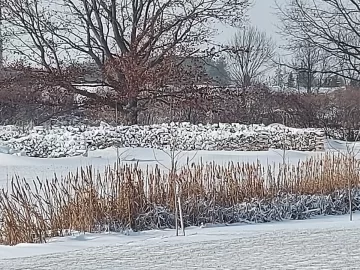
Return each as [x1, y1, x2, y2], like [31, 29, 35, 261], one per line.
[0, 153, 359, 245]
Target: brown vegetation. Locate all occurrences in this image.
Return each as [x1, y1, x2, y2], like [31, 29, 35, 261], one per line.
[0, 154, 359, 245]
[1, 68, 360, 142]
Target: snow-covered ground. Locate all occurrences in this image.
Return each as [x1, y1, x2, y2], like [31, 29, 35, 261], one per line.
[269, 85, 345, 94]
[0, 214, 359, 269]
[0, 136, 360, 268]
[0, 146, 320, 188]
[0, 138, 358, 188]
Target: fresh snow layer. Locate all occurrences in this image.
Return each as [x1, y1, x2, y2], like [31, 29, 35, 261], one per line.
[0, 214, 360, 269]
[0, 146, 320, 188]
[0, 139, 359, 268]
[0, 138, 358, 188]
[0, 122, 323, 158]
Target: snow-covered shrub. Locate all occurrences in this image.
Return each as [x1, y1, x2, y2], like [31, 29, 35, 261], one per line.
[131, 189, 360, 231]
[0, 122, 324, 157]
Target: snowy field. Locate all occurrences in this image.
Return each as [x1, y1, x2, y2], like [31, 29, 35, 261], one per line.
[0, 146, 321, 188]
[0, 137, 357, 188]
[0, 132, 360, 269]
[0, 214, 360, 269]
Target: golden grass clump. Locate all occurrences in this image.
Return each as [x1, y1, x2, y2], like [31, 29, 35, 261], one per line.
[0, 153, 359, 245]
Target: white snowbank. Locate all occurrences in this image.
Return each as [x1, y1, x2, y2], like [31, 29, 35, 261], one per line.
[0, 146, 323, 188]
[0, 122, 324, 158]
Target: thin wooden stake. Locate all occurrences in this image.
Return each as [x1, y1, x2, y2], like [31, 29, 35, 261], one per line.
[178, 195, 185, 236]
[175, 186, 178, 236]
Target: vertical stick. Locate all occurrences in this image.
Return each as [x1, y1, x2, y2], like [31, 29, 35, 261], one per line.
[174, 182, 178, 236]
[115, 102, 119, 172]
[177, 195, 185, 236]
[349, 186, 352, 221]
[349, 158, 353, 221]
[282, 113, 286, 188]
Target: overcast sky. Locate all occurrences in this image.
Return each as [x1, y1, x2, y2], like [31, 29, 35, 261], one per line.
[217, 0, 285, 46]
[249, 0, 281, 39]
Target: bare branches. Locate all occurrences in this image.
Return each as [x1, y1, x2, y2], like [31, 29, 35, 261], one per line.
[276, 0, 360, 81]
[0, 66, 78, 125]
[2, 0, 250, 124]
[226, 26, 275, 88]
[287, 41, 332, 93]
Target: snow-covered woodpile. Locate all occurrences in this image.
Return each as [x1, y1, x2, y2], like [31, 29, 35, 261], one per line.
[0, 122, 325, 158]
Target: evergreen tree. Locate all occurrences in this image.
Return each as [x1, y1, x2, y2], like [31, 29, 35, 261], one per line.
[287, 71, 295, 88]
[274, 65, 286, 89]
[204, 57, 231, 86]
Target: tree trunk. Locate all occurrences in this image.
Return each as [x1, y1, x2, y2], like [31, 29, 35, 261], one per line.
[307, 71, 312, 94]
[125, 98, 139, 125]
[126, 109, 138, 125]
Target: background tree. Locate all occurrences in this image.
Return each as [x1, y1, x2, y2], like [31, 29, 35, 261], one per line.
[273, 63, 286, 89]
[204, 56, 231, 86]
[227, 26, 275, 88]
[276, 0, 360, 83]
[2, 0, 250, 124]
[287, 71, 295, 88]
[276, 36, 332, 93]
[292, 41, 320, 93]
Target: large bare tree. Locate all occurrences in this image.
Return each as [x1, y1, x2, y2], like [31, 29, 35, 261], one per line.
[226, 26, 275, 88]
[2, 0, 249, 124]
[276, 0, 360, 83]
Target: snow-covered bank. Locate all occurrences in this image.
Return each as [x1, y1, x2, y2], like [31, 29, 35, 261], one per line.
[0, 139, 359, 268]
[0, 122, 324, 158]
[0, 147, 321, 188]
[0, 214, 359, 269]
[0, 143, 358, 245]
[1, 137, 357, 188]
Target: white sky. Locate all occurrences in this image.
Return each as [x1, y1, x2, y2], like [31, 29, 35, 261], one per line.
[249, 0, 282, 39]
[217, 0, 284, 46]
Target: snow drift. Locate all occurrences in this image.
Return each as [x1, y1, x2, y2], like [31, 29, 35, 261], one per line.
[0, 122, 324, 158]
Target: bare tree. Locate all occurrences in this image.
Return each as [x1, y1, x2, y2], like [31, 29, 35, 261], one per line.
[290, 41, 332, 93]
[2, 0, 250, 124]
[227, 26, 275, 88]
[276, 0, 360, 83]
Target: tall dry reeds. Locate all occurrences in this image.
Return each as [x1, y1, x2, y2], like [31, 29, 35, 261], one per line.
[0, 153, 359, 245]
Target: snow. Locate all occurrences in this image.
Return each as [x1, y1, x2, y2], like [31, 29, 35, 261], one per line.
[0, 146, 322, 188]
[0, 138, 357, 188]
[0, 128, 359, 268]
[0, 122, 324, 157]
[0, 214, 360, 269]
[269, 85, 345, 94]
